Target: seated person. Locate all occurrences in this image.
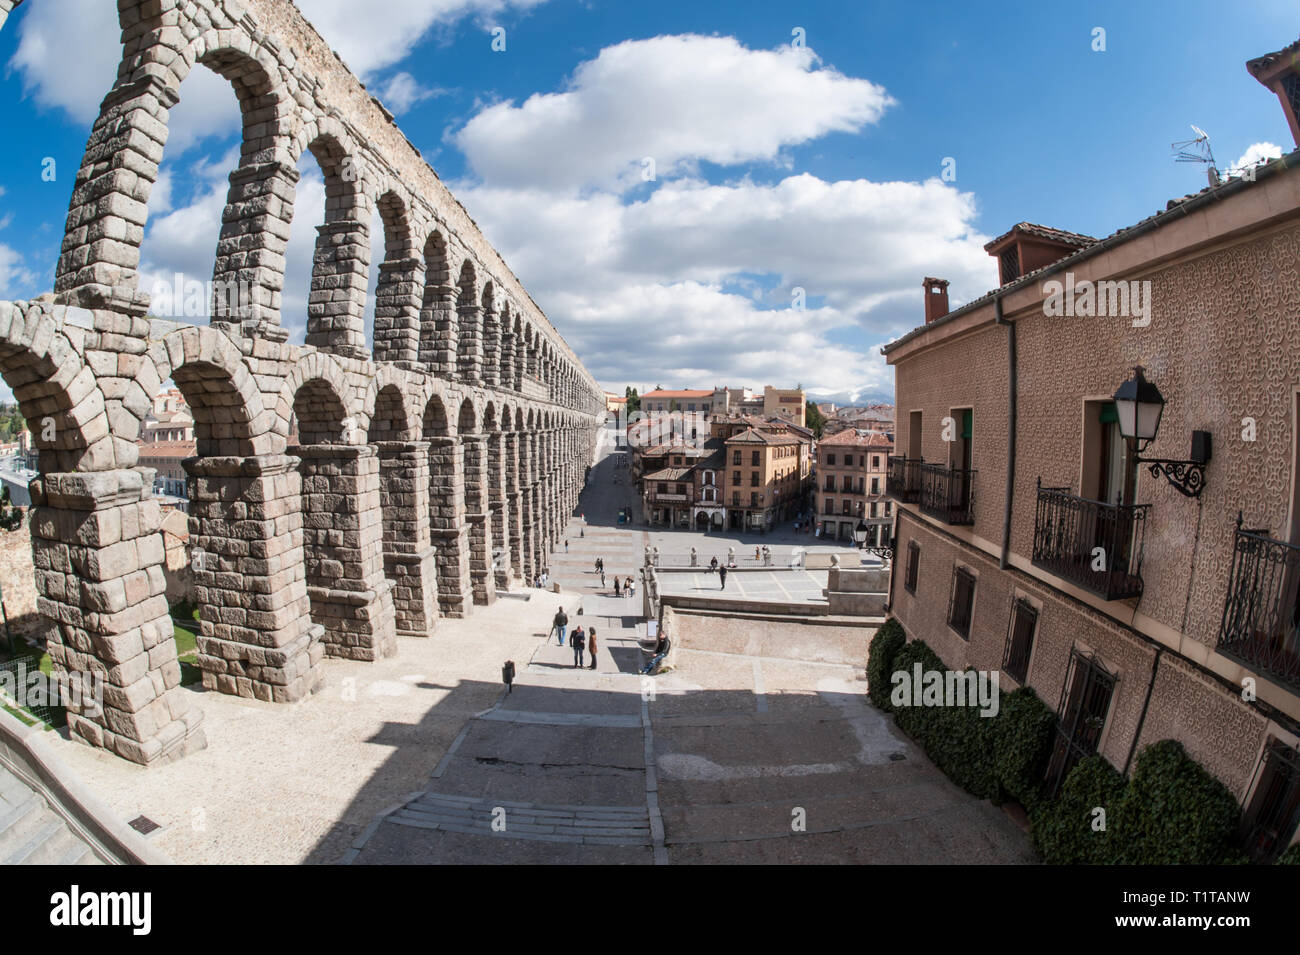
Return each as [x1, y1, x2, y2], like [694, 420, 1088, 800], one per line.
[640, 634, 671, 675]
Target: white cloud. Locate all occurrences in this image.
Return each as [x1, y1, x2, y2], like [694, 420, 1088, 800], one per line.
[0, 243, 36, 301]
[296, 0, 548, 76]
[1230, 141, 1283, 175]
[455, 174, 995, 403]
[9, 0, 543, 134]
[374, 71, 445, 114]
[453, 35, 895, 193]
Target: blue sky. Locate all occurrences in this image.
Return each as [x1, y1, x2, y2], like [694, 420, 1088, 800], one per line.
[0, 0, 1294, 404]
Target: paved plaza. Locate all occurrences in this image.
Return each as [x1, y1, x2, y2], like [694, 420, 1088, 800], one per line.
[41, 421, 1031, 864]
[655, 569, 830, 604]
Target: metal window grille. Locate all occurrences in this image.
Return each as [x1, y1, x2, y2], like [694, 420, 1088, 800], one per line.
[1002, 597, 1038, 684]
[1240, 739, 1300, 863]
[905, 541, 919, 595]
[947, 566, 976, 639]
[1044, 648, 1117, 796]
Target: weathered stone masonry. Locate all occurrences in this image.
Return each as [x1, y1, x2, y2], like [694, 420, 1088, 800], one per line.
[0, 0, 601, 766]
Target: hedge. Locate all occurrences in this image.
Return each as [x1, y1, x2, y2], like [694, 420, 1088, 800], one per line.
[866, 618, 907, 711]
[1277, 843, 1300, 865]
[882, 633, 1053, 805]
[872, 627, 1267, 863]
[991, 687, 1057, 811]
[1111, 740, 1242, 864]
[1030, 755, 1128, 863]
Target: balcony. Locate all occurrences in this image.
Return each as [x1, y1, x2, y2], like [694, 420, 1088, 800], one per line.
[917, 463, 976, 525]
[888, 455, 921, 503]
[1031, 482, 1148, 600]
[1217, 521, 1300, 690]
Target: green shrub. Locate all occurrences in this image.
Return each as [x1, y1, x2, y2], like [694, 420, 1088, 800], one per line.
[1276, 843, 1300, 865]
[991, 687, 1056, 810]
[866, 618, 906, 711]
[1111, 740, 1241, 865]
[1030, 755, 1128, 864]
[887, 638, 998, 800]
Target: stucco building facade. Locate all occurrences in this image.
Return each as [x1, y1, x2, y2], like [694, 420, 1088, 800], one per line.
[882, 38, 1300, 861]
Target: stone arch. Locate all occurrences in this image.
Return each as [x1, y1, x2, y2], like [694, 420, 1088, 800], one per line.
[456, 259, 483, 383]
[418, 229, 455, 375]
[302, 127, 371, 358]
[422, 391, 470, 616]
[56, 25, 295, 313]
[274, 352, 353, 446]
[368, 383, 412, 443]
[146, 326, 265, 458]
[0, 303, 109, 473]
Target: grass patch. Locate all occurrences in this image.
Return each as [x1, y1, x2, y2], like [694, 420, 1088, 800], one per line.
[173, 622, 202, 687]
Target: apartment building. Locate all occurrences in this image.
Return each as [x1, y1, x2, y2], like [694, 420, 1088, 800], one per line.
[815, 429, 894, 544]
[723, 428, 804, 530]
[880, 38, 1300, 862]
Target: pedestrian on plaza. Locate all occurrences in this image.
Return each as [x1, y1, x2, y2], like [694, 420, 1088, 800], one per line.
[709, 556, 719, 572]
[653, 546, 660, 568]
[588, 626, 598, 670]
[600, 570, 606, 587]
[755, 545, 760, 562]
[571, 626, 586, 668]
[627, 577, 635, 599]
[553, 606, 568, 645]
[690, 546, 698, 567]
[719, 566, 728, 589]
[565, 539, 569, 553]
[614, 576, 621, 597]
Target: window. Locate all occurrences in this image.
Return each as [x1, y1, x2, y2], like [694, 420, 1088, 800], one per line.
[733, 470, 740, 484]
[870, 502, 878, 517]
[841, 500, 850, 515]
[824, 498, 834, 515]
[905, 542, 919, 595]
[732, 450, 741, 465]
[827, 453, 836, 466]
[732, 492, 740, 505]
[751, 451, 760, 466]
[1240, 739, 1300, 863]
[885, 501, 892, 515]
[947, 566, 976, 639]
[658, 483, 667, 493]
[871, 477, 879, 495]
[750, 492, 759, 506]
[824, 476, 834, 491]
[1044, 648, 1116, 796]
[873, 455, 880, 469]
[676, 484, 686, 495]
[751, 472, 760, 487]
[1003, 598, 1038, 684]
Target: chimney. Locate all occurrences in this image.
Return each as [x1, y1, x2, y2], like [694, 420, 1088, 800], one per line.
[1248, 38, 1300, 149]
[923, 277, 950, 324]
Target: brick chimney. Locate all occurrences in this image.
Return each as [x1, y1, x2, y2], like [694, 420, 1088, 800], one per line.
[1248, 38, 1300, 149]
[923, 277, 950, 324]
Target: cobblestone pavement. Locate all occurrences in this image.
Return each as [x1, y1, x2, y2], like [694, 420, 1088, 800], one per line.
[348, 423, 1034, 864]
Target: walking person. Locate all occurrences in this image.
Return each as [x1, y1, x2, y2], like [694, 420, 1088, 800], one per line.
[719, 565, 728, 589]
[588, 626, 598, 670]
[553, 606, 568, 646]
[614, 576, 621, 597]
[755, 545, 760, 562]
[571, 625, 586, 668]
[600, 569, 606, 588]
[565, 539, 569, 553]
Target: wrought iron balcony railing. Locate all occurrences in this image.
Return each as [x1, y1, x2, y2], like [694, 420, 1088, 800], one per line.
[1031, 481, 1148, 600]
[888, 455, 922, 503]
[1217, 517, 1300, 690]
[918, 463, 976, 525]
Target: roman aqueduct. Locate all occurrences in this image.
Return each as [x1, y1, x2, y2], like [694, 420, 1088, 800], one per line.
[0, 0, 604, 765]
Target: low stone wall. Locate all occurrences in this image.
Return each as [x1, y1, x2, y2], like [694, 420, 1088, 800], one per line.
[667, 609, 878, 667]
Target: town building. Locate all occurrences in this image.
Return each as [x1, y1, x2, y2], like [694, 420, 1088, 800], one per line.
[881, 37, 1300, 861]
[723, 428, 804, 530]
[142, 387, 196, 442]
[815, 429, 894, 544]
[137, 439, 196, 504]
[639, 388, 716, 415]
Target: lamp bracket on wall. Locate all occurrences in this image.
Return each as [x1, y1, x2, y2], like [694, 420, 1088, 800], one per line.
[1134, 430, 1211, 499]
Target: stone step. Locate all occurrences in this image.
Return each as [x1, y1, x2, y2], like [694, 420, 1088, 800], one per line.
[4, 816, 66, 865]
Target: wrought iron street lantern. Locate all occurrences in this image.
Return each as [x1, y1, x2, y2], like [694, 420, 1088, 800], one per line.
[1111, 366, 1211, 498]
[853, 518, 869, 546]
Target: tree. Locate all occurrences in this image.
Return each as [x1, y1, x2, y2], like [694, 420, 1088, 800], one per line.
[624, 386, 640, 416]
[805, 400, 825, 438]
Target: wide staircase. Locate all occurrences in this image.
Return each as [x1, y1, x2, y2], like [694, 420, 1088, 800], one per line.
[0, 763, 102, 865]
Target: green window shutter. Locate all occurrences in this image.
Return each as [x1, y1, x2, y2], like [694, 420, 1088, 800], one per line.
[1099, 403, 1118, 424]
[961, 409, 973, 439]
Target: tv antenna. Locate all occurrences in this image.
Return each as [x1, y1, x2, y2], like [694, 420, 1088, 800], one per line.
[1172, 125, 1220, 187]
